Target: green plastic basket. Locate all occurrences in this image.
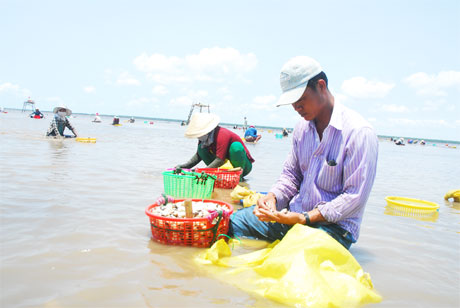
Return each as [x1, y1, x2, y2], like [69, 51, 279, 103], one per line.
[162, 170, 216, 199]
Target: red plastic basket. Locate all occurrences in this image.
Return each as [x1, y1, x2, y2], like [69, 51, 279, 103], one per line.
[145, 199, 233, 248]
[195, 168, 242, 189]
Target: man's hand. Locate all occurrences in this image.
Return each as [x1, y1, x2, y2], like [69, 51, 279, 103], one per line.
[256, 193, 276, 211]
[256, 207, 304, 225]
[254, 193, 302, 225]
[254, 192, 277, 221]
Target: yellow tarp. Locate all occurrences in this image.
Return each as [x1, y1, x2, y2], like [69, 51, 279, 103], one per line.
[196, 224, 382, 307]
[220, 159, 234, 169]
[230, 185, 264, 207]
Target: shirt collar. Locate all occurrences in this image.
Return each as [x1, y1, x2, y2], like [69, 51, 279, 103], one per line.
[328, 101, 343, 131]
[305, 101, 343, 131]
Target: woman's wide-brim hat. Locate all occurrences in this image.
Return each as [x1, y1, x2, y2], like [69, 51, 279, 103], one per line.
[185, 113, 220, 138]
[52, 105, 72, 116]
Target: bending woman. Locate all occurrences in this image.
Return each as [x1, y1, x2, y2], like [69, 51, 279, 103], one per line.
[46, 105, 78, 138]
[177, 113, 254, 178]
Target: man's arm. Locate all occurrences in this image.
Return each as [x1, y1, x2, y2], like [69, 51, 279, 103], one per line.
[269, 133, 303, 210]
[316, 127, 379, 222]
[258, 128, 378, 226]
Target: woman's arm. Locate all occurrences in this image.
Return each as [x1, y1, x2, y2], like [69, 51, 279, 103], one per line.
[207, 157, 225, 168]
[177, 152, 202, 169]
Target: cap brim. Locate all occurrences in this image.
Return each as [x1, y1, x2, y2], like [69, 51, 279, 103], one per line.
[276, 84, 306, 107]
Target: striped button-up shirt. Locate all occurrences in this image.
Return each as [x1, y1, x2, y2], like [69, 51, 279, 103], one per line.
[271, 102, 379, 242]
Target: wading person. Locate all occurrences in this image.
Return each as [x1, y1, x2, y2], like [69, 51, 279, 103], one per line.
[46, 105, 78, 138]
[244, 125, 262, 143]
[176, 113, 255, 178]
[229, 56, 379, 249]
[30, 108, 44, 119]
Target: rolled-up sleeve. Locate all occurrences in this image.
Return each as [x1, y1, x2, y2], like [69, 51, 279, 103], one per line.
[317, 127, 379, 222]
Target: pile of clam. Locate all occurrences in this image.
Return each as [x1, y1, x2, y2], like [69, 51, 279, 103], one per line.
[150, 201, 226, 219]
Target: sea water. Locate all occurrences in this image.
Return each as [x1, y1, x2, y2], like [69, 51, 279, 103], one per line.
[1, 110, 459, 307]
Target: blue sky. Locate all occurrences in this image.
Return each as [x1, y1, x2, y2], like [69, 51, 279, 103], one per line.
[1, 0, 459, 140]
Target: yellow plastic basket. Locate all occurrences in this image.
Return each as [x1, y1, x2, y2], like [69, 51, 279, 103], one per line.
[384, 196, 439, 220]
[76, 137, 97, 143]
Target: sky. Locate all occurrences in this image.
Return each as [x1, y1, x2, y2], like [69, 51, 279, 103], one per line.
[1, 0, 459, 141]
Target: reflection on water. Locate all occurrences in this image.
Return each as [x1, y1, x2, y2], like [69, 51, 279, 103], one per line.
[1, 111, 460, 307]
[444, 200, 460, 211]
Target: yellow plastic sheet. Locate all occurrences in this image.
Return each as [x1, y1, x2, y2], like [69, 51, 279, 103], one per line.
[220, 159, 234, 169]
[230, 185, 264, 207]
[196, 224, 382, 307]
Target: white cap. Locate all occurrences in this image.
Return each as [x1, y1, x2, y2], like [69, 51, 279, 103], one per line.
[185, 113, 220, 138]
[276, 56, 322, 107]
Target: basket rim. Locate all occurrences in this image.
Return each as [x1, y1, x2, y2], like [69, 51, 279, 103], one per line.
[195, 167, 243, 175]
[162, 170, 208, 178]
[145, 198, 234, 222]
[385, 196, 439, 210]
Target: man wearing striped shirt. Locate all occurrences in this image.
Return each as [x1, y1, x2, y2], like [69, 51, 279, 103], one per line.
[229, 56, 379, 249]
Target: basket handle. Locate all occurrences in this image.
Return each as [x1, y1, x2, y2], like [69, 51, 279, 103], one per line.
[194, 172, 217, 185]
[224, 167, 242, 172]
[209, 210, 223, 247]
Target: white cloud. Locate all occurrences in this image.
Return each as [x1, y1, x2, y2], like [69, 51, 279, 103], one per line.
[170, 96, 193, 107]
[0, 82, 30, 96]
[334, 93, 349, 105]
[45, 96, 62, 103]
[116, 72, 140, 86]
[134, 53, 183, 72]
[368, 117, 377, 123]
[127, 97, 158, 108]
[381, 104, 409, 113]
[341, 77, 395, 99]
[421, 99, 443, 111]
[147, 73, 191, 84]
[389, 118, 453, 128]
[447, 104, 456, 111]
[404, 71, 460, 96]
[188, 90, 208, 100]
[133, 47, 258, 85]
[250, 95, 276, 110]
[152, 85, 168, 95]
[388, 118, 416, 126]
[84, 86, 95, 93]
[185, 47, 257, 74]
[0, 82, 19, 92]
[218, 87, 230, 94]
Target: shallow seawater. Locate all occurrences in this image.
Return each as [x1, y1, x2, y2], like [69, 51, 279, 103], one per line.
[1, 111, 459, 307]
